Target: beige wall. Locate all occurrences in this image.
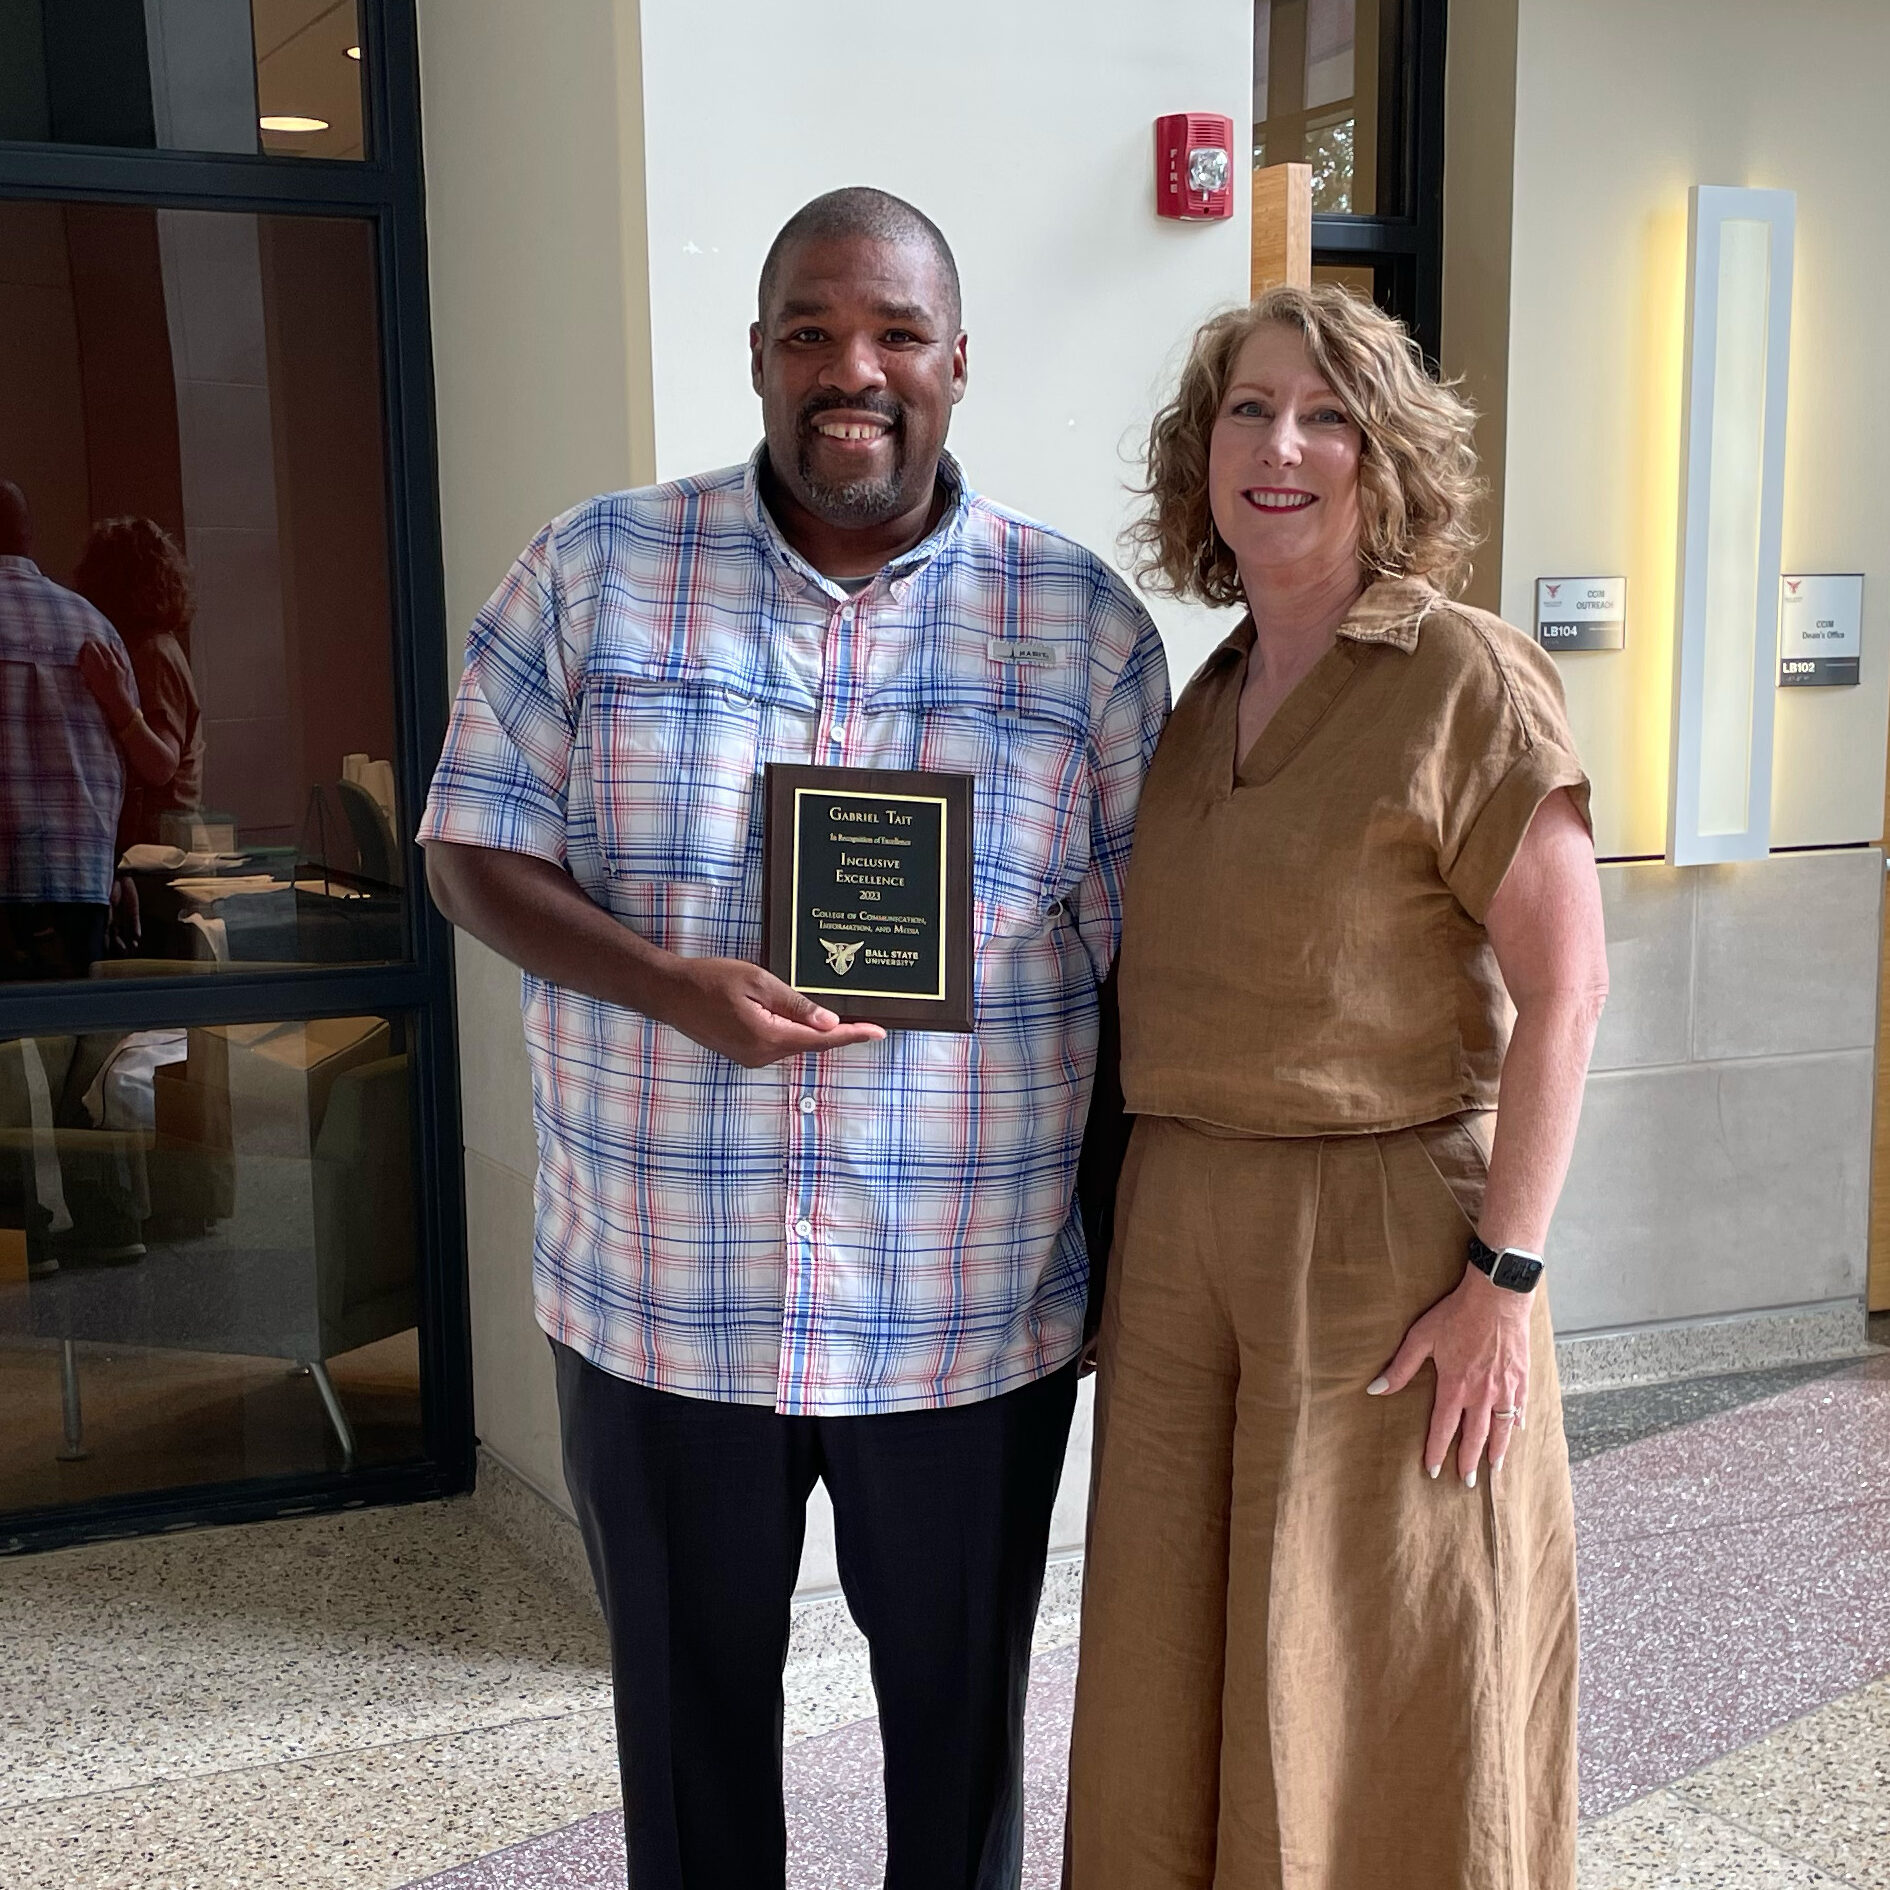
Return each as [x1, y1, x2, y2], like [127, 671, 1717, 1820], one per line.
[1499, 0, 1890, 859]
[417, 0, 655, 1511]
[1438, 0, 1518, 619]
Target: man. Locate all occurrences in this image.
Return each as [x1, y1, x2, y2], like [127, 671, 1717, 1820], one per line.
[0, 480, 130, 981]
[421, 188, 1168, 1890]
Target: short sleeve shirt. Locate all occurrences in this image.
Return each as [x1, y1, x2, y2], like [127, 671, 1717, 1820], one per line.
[418, 450, 1170, 1415]
[1117, 576, 1591, 1136]
[0, 556, 126, 904]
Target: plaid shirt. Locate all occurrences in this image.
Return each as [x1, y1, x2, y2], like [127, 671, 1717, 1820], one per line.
[0, 556, 126, 905]
[421, 451, 1168, 1414]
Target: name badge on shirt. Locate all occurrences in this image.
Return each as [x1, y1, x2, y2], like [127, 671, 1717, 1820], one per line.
[986, 637, 1058, 667]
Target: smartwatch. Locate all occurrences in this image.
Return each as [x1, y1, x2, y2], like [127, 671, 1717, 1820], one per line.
[1466, 1233, 1543, 1294]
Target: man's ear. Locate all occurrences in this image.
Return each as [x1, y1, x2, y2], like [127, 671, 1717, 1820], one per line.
[950, 331, 969, 405]
[749, 322, 765, 397]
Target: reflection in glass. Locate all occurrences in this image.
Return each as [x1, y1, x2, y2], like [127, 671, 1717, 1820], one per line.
[0, 201, 404, 979]
[1312, 261, 1380, 304]
[0, 1012, 422, 1508]
[1254, 0, 1403, 215]
[0, 0, 364, 159]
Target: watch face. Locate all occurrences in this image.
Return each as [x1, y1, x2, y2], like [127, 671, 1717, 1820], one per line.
[1491, 1249, 1543, 1292]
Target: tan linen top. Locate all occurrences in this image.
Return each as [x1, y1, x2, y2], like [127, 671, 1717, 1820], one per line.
[1117, 575, 1591, 1135]
[122, 632, 204, 849]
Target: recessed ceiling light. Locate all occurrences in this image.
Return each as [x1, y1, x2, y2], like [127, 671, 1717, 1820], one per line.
[346, 45, 361, 60]
[260, 115, 329, 132]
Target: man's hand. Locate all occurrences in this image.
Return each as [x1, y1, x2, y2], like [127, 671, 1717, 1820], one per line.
[662, 956, 885, 1066]
[424, 841, 887, 1066]
[77, 638, 139, 731]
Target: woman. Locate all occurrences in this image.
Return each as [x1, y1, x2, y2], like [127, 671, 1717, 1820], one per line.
[72, 515, 205, 851]
[1066, 286, 1607, 1889]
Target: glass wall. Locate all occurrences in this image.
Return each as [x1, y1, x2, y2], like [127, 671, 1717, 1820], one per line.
[0, 3, 465, 1553]
[1255, 0, 1444, 362]
[1253, 0, 1404, 214]
[0, 1008, 421, 1508]
[0, 1, 365, 159]
[1, 200, 405, 982]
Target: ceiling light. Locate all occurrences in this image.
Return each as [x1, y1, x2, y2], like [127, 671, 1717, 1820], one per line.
[260, 115, 329, 132]
[346, 45, 361, 60]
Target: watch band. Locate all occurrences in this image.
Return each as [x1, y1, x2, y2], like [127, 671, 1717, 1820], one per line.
[1466, 1233, 1544, 1293]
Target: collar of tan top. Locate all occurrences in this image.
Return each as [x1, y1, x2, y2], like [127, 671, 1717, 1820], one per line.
[1211, 573, 1442, 665]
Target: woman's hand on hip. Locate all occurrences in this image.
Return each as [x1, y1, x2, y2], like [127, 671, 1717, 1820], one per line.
[1367, 1268, 1531, 1487]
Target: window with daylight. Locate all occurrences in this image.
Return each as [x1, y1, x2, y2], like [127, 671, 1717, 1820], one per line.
[1254, 0, 1446, 361]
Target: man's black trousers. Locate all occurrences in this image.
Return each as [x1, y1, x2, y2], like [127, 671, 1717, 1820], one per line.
[552, 1341, 1081, 1890]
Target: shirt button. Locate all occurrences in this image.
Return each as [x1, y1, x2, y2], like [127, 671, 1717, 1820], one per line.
[794, 1218, 812, 1238]
[829, 723, 847, 743]
[798, 1096, 816, 1114]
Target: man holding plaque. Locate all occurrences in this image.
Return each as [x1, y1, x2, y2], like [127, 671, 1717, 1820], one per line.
[420, 187, 1167, 1890]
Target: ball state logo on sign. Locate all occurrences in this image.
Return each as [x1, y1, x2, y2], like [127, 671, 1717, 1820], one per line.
[1536, 577, 1626, 651]
[1779, 573, 1863, 688]
[820, 938, 862, 976]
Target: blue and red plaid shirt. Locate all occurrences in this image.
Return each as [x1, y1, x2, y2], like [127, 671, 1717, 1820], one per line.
[0, 556, 126, 906]
[420, 450, 1168, 1414]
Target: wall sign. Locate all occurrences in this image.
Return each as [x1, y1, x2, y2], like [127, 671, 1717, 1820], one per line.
[1778, 573, 1863, 687]
[1536, 576, 1626, 651]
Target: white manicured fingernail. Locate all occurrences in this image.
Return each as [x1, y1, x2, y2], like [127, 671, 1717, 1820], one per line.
[1427, 1463, 1440, 1479]
[1465, 1469, 1477, 1489]
[1366, 1376, 1390, 1396]
[1491, 1456, 1504, 1475]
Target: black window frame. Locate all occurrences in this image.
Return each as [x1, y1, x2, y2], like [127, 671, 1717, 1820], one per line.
[1308, 0, 1447, 365]
[0, 0, 470, 1556]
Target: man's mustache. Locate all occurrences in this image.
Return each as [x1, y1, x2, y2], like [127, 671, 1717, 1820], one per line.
[797, 392, 904, 434]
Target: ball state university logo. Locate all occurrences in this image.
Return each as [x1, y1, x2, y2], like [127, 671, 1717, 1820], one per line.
[820, 938, 862, 976]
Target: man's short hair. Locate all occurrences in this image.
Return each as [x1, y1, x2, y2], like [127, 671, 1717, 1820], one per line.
[758, 187, 962, 330]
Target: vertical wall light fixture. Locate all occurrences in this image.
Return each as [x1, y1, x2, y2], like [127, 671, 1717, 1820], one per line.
[1668, 185, 1795, 865]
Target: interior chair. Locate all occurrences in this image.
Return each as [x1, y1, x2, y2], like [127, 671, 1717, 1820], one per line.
[10, 974, 412, 1468]
[336, 777, 404, 888]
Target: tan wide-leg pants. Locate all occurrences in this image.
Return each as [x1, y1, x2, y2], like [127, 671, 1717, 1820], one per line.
[1066, 1115, 1578, 1890]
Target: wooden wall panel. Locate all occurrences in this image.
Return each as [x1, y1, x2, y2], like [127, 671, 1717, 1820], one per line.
[1251, 163, 1312, 296]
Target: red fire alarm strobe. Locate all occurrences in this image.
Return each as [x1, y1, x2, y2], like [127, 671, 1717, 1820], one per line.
[1155, 113, 1236, 220]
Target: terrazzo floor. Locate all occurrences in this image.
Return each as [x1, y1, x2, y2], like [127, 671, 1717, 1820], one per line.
[3, 1341, 1887, 1889]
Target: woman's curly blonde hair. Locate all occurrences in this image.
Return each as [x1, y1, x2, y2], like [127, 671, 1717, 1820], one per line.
[1127, 284, 1485, 605]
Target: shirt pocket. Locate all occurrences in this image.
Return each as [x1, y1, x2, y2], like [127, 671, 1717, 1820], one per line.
[860, 678, 1091, 938]
[585, 668, 761, 887]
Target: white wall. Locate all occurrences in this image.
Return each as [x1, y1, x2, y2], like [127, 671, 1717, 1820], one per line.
[635, 0, 1252, 686]
[1500, 0, 1890, 859]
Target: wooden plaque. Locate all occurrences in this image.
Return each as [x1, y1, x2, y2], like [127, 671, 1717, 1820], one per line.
[762, 764, 974, 1033]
